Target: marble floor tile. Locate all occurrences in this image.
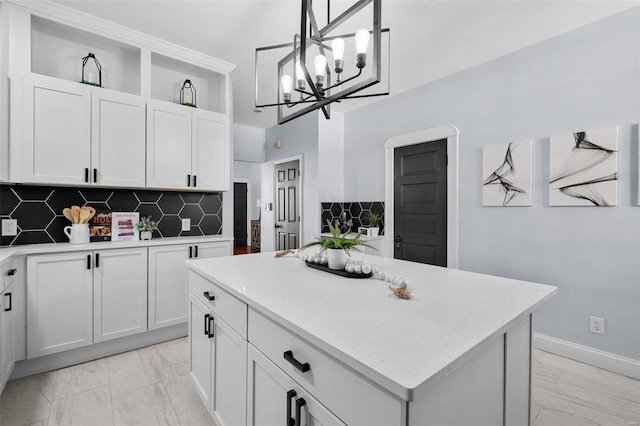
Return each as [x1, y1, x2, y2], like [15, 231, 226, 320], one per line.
[107, 347, 162, 397]
[0, 372, 55, 426]
[48, 385, 113, 426]
[148, 338, 189, 370]
[176, 402, 218, 426]
[112, 382, 179, 426]
[159, 361, 203, 415]
[52, 358, 110, 400]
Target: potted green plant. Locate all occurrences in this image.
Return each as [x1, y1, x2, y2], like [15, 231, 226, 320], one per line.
[136, 216, 157, 240]
[300, 220, 374, 270]
[367, 212, 381, 237]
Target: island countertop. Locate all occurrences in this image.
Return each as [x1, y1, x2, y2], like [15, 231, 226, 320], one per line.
[186, 252, 557, 401]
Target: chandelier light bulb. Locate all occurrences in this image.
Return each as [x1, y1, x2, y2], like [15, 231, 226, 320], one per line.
[281, 75, 293, 103]
[355, 29, 370, 68]
[295, 61, 306, 89]
[314, 55, 327, 78]
[332, 38, 345, 74]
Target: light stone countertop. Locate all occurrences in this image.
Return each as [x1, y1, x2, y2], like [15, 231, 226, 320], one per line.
[0, 235, 233, 264]
[187, 251, 557, 401]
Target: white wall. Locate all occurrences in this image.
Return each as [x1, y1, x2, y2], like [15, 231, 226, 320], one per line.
[342, 8, 640, 360]
[234, 160, 262, 220]
[234, 123, 265, 163]
[318, 111, 345, 203]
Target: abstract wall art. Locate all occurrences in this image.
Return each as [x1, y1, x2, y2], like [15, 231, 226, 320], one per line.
[483, 140, 532, 206]
[549, 127, 618, 206]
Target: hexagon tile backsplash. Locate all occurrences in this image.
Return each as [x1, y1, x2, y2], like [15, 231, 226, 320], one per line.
[321, 201, 385, 235]
[0, 184, 223, 246]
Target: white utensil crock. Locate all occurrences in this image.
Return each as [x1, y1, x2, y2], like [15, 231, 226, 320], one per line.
[64, 223, 90, 244]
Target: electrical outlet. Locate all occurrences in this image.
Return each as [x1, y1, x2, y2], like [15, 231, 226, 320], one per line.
[589, 316, 605, 335]
[181, 218, 191, 231]
[1, 219, 17, 236]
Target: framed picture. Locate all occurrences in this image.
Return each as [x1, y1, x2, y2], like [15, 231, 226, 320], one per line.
[482, 140, 532, 206]
[111, 212, 140, 241]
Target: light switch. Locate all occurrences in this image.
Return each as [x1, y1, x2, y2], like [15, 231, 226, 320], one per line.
[181, 218, 191, 231]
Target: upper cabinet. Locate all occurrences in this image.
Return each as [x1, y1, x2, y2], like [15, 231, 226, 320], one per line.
[3, 3, 234, 190]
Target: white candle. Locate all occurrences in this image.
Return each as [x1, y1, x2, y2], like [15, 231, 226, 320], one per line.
[87, 72, 96, 84]
[183, 91, 192, 104]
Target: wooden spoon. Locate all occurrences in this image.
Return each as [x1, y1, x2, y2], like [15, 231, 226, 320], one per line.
[71, 205, 81, 224]
[79, 206, 91, 224]
[62, 208, 74, 223]
[84, 206, 96, 224]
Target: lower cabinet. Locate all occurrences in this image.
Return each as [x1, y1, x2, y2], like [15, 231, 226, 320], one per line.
[26, 248, 147, 358]
[247, 344, 345, 426]
[149, 241, 231, 330]
[189, 293, 247, 426]
[0, 285, 15, 394]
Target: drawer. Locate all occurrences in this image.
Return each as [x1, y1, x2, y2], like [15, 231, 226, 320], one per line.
[188, 270, 247, 339]
[249, 308, 402, 426]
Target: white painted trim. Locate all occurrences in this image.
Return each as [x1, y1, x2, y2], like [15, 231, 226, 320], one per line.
[533, 333, 640, 380]
[234, 178, 252, 245]
[384, 125, 459, 269]
[274, 155, 304, 247]
[7, 0, 236, 73]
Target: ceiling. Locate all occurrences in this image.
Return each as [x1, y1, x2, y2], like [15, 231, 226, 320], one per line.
[52, 0, 638, 129]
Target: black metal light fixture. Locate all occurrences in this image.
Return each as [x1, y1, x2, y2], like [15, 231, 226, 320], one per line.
[255, 0, 390, 125]
[180, 79, 197, 107]
[81, 53, 101, 87]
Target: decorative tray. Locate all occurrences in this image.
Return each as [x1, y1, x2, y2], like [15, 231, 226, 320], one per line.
[305, 262, 373, 279]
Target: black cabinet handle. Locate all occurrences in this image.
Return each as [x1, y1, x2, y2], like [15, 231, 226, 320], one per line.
[87, 254, 91, 269]
[84, 168, 89, 183]
[295, 397, 306, 426]
[204, 313, 210, 336]
[189, 246, 193, 259]
[193, 175, 197, 187]
[283, 350, 310, 373]
[208, 315, 214, 338]
[195, 245, 199, 257]
[95, 253, 100, 268]
[286, 390, 297, 426]
[7, 269, 16, 276]
[4, 293, 11, 312]
[187, 175, 191, 187]
[203, 291, 215, 301]
[93, 168, 97, 183]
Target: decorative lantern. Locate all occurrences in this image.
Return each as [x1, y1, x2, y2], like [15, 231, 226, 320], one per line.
[180, 79, 197, 107]
[81, 53, 102, 87]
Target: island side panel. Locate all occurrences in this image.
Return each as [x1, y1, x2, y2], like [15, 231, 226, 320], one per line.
[505, 314, 532, 425]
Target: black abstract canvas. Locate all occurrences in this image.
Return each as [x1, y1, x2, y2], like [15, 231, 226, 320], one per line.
[483, 140, 532, 206]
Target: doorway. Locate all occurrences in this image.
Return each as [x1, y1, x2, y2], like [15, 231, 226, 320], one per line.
[274, 158, 301, 250]
[384, 126, 459, 268]
[233, 181, 249, 248]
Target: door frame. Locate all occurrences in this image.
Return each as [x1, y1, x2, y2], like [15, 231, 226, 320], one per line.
[233, 178, 251, 246]
[273, 155, 303, 248]
[384, 125, 459, 268]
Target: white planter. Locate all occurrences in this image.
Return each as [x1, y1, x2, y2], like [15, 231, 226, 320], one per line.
[140, 231, 152, 240]
[369, 227, 379, 237]
[326, 249, 347, 270]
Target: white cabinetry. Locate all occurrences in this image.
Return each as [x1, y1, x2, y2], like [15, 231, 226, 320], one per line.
[147, 100, 229, 191]
[149, 241, 231, 330]
[0, 285, 15, 395]
[188, 270, 247, 426]
[23, 74, 145, 187]
[27, 248, 147, 358]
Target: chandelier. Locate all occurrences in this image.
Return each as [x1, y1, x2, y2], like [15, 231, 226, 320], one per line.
[255, 0, 390, 125]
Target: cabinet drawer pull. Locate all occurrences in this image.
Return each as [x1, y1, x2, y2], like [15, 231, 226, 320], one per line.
[208, 315, 214, 338]
[93, 168, 98, 183]
[4, 293, 11, 312]
[283, 350, 310, 373]
[95, 253, 100, 268]
[204, 313, 210, 336]
[193, 175, 197, 187]
[194, 245, 198, 257]
[286, 389, 297, 426]
[295, 397, 306, 426]
[189, 246, 193, 259]
[187, 175, 191, 187]
[7, 269, 16, 276]
[203, 291, 215, 301]
[87, 254, 91, 269]
[84, 168, 89, 183]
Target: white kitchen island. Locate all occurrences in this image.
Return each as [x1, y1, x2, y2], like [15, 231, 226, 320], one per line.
[186, 252, 557, 426]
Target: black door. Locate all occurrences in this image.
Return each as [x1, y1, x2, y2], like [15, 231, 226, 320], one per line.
[274, 160, 300, 250]
[234, 182, 248, 247]
[394, 140, 447, 266]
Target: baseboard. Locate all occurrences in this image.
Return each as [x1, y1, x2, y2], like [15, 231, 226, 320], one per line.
[533, 333, 640, 380]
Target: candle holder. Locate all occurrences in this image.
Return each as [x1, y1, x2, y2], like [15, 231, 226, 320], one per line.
[81, 53, 102, 87]
[180, 79, 197, 107]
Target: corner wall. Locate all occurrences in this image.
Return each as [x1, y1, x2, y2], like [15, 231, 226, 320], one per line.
[343, 8, 640, 360]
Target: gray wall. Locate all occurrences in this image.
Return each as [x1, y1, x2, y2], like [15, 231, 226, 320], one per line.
[343, 8, 640, 360]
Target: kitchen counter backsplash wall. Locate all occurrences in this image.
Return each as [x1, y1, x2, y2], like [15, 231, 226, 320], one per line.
[0, 184, 223, 246]
[320, 202, 385, 235]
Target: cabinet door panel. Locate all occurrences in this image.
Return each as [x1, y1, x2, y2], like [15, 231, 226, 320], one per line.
[148, 245, 190, 330]
[212, 316, 247, 426]
[24, 76, 91, 184]
[93, 248, 147, 343]
[147, 101, 191, 189]
[92, 91, 145, 187]
[247, 344, 291, 426]
[27, 253, 93, 358]
[194, 241, 232, 259]
[192, 111, 228, 191]
[189, 294, 212, 408]
[0, 290, 13, 393]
